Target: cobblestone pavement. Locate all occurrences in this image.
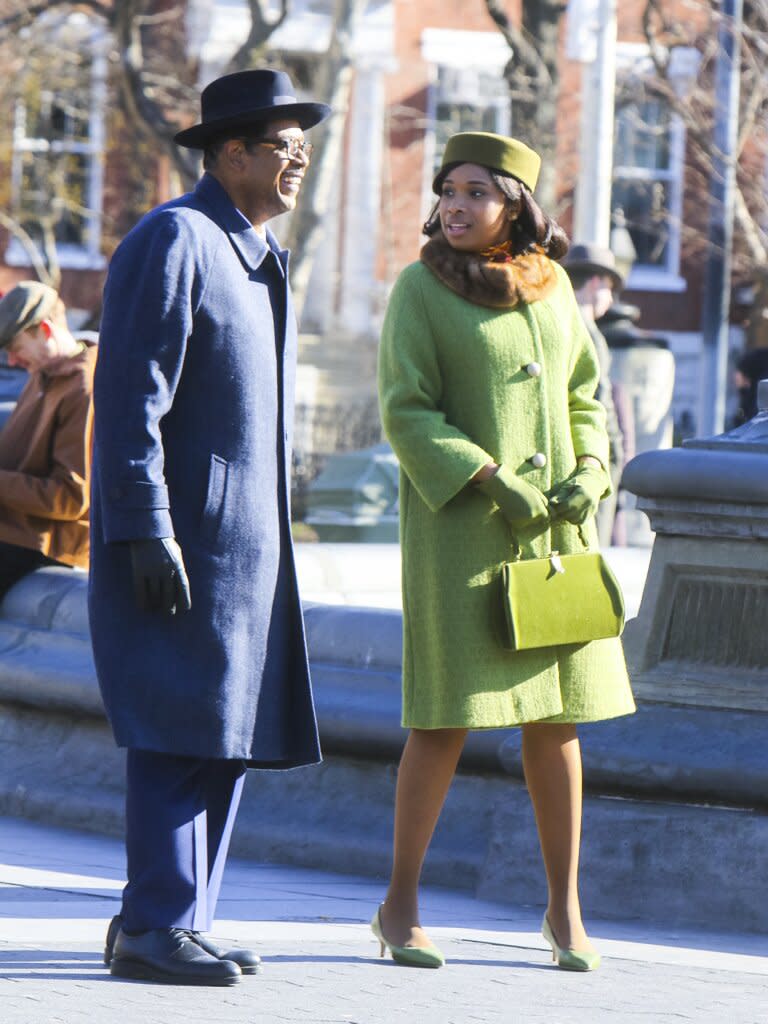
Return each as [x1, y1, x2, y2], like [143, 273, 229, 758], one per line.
[1, 818, 766, 1024]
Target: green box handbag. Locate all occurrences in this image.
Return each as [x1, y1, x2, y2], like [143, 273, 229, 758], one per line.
[500, 535, 625, 651]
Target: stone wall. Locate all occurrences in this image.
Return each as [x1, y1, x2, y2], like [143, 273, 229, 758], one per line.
[1, 568, 766, 933]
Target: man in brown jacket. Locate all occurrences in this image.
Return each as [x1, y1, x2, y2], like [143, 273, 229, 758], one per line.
[0, 281, 97, 599]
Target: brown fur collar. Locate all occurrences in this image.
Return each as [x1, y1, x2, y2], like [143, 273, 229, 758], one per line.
[420, 232, 558, 309]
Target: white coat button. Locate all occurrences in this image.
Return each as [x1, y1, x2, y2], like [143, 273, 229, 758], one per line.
[531, 452, 547, 468]
[525, 361, 542, 377]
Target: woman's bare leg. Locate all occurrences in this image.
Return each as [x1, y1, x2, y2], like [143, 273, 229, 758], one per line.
[521, 722, 593, 950]
[380, 727, 468, 947]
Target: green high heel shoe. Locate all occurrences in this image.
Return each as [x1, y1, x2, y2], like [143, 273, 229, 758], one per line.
[370, 906, 445, 969]
[542, 916, 601, 972]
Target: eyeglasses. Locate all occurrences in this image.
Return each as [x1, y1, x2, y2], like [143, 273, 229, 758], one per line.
[244, 137, 314, 160]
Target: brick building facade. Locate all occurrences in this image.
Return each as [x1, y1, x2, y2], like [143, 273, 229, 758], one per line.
[0, 1, 760, 435]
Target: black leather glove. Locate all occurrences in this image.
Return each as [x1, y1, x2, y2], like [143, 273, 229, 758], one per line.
[476, 464, 549, 532]
[129, 537, 191, 615]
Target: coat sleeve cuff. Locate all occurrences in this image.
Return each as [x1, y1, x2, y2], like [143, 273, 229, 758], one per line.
[572, 428, 609, 472]
[408, 450, 493, 512]
[100, 480, 174, 543]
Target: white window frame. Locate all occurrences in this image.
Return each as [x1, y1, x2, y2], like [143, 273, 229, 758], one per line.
[612, 43, 695, 293]
[6, 13, 107, 271]
[421, 29, 511, 218]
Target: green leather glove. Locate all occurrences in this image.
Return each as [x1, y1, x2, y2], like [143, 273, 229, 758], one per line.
[477, 464, 549, 532]
[547, 464, 607, 525]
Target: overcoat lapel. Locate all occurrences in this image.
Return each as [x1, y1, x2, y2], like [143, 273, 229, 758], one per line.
[195, 174, 270, 273]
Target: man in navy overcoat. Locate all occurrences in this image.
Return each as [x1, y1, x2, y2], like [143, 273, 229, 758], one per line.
[89, 69, 330, 985]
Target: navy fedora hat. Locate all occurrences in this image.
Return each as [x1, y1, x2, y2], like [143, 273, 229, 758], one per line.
[174, 68, 331, 149]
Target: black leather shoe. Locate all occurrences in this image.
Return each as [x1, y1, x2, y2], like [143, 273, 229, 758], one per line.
[189, 931, 261, 974]
[104, 914, 122, 966]
[104, 915, 260, 975]
[110, 927, 242, 985]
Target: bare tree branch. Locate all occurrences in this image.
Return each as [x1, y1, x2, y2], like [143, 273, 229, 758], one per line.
[485, 0, 566, 210]
[283, 0, 366, 320]
[485, 0, 550, 79]
[734, 185, 768, 266]
[633, 0, 768, 306]
[225, 0, 290, 72]
[0, 210, 59, 288]
[0, 1, 110, 32]
[111, 0, 199, 188]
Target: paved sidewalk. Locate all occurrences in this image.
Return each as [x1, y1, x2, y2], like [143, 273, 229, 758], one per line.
[1, 818, 766, 1024]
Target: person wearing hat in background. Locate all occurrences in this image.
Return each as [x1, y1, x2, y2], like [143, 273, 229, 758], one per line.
[377, 132, 635, 972]
[563, 244, 625, 547]
[0, 281, 96, 599]
[90, 68, 330, 985]
[732, 346, 768, 426]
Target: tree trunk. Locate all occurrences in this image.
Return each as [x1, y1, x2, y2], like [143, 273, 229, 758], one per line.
[225, 0, 290, 71]
[282, 0, 366, 323]
[517, 1, 563, 212]
[111, 0, 199, 190]
[485, 0, 566, 211]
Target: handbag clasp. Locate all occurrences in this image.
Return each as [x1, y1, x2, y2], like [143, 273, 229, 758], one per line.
[549, 551, 565, 575]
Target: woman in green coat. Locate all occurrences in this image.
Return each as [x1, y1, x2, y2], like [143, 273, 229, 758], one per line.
[374, 132, 635, 971]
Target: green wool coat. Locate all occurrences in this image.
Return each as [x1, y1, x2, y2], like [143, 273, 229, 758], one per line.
[378, 259, 636, 730]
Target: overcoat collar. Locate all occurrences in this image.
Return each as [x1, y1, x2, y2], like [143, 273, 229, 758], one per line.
[194, 173, 289, 273]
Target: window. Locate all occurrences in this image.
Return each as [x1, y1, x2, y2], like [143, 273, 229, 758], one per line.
[7, 12, 107, 270]
[611, 94, 684, 285]
[421, 30, 511, 194]
[611, 46, 694, 291]
[431, 65, 510, 174]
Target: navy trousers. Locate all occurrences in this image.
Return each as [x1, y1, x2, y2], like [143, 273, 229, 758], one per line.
[121, 750, 246, 933]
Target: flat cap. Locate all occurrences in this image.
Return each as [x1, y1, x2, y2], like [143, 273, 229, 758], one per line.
[433, 132, 541, 194]
[0, 281, 59, 348]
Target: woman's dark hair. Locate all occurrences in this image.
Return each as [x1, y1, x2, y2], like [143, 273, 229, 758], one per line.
[424, 162, 569, 260]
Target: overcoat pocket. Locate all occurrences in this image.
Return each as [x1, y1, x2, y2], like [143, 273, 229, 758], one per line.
[200, 454, 229, 547]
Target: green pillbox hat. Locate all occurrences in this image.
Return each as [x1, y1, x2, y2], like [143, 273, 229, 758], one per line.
[0, 280, 59, 348]
[433, 132, 541, 194]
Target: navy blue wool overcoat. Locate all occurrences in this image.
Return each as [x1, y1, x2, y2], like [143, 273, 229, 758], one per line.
[88, 173, 320, 768]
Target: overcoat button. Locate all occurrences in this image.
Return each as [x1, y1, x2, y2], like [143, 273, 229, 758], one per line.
[525, 361, 542, 377]
[531, 452, 547, 468]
